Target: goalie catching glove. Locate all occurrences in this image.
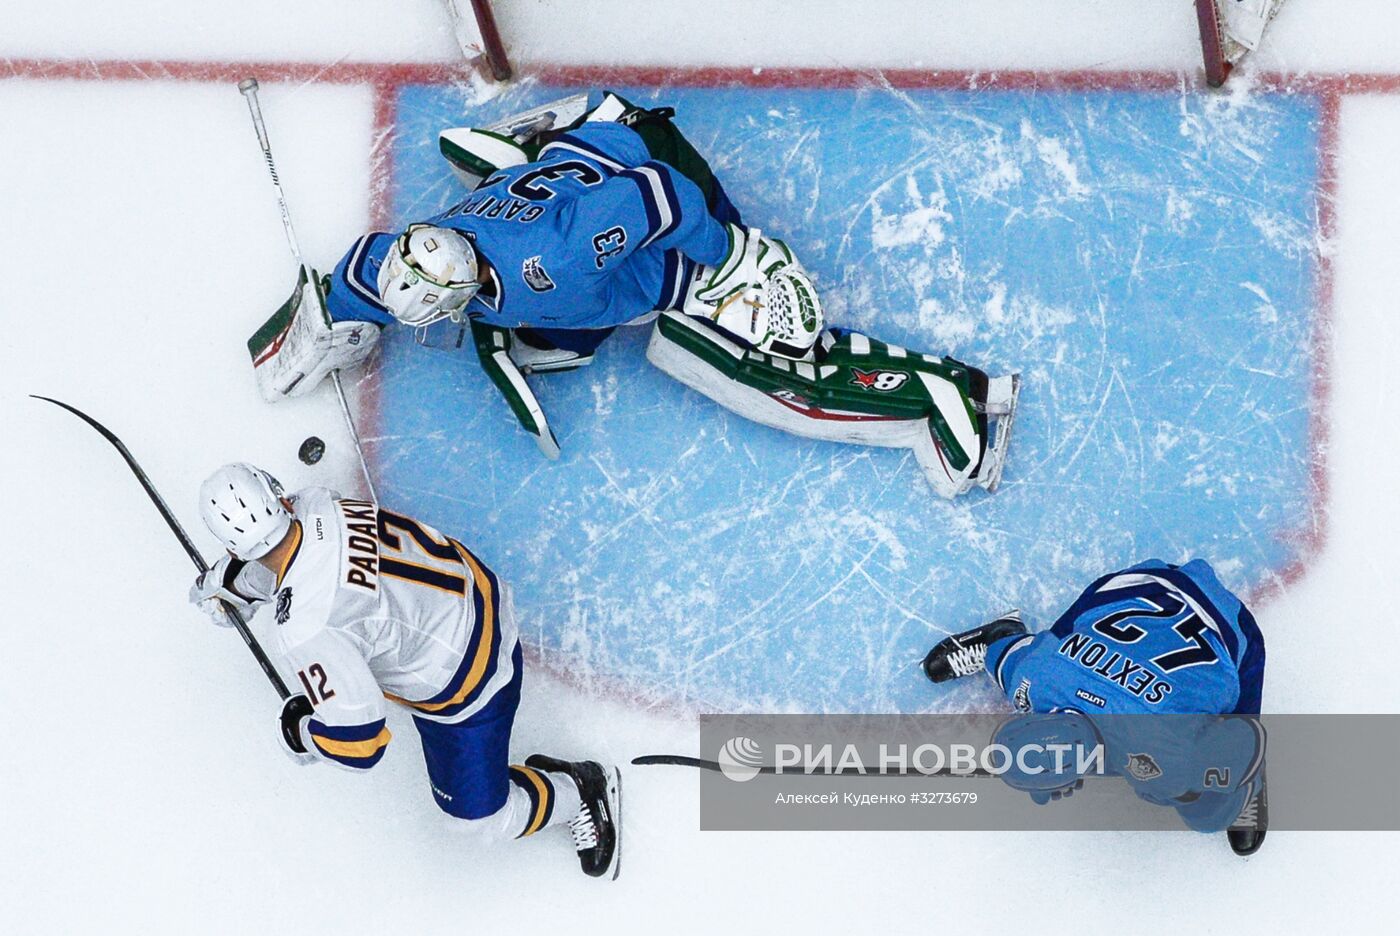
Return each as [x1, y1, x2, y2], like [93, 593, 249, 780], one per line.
[247, 265, 380, 402]
[685, 224, 825, 360]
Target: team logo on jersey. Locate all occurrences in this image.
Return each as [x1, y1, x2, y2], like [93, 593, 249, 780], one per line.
[1013, 678, 1033, 712]
[849, 368, 909, 392]
[522, 256, 556, 293]
[275, 587, 293, 625]
[1125, 752, 1163, 782]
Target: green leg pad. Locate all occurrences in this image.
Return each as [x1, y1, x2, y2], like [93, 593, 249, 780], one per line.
[646, 311, 986, 498]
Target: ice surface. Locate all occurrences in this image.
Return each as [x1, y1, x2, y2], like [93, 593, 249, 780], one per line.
[2, 2, 1398, 934]
[376, 80, 1324, 715]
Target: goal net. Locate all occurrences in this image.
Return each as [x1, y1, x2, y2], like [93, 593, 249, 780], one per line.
[1195, 0, 1288, 87]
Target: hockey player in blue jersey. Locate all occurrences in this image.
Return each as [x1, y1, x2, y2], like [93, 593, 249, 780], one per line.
[245, 91, 1021, 499]
[323, 101, 765, 354]
[920, 558, 1268, 854]
[249, 92, 829, 434]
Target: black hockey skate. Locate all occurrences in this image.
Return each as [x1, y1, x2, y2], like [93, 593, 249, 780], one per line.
[525, 754, 622, 879]
[1227, 772, 1268, 856]
[922, 611, 1028, 683]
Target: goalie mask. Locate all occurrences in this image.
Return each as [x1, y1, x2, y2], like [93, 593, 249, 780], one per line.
[199, 463, 293, 560]
[377, 224, 482, 327]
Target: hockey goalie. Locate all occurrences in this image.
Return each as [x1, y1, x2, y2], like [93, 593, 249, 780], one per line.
[248, 91, 1020, 499]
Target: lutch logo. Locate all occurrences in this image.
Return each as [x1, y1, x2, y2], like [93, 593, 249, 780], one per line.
[717, 736, 764, 782]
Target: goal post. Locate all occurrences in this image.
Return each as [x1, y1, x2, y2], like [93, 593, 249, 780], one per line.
[444, 0, 512, 81]
[1195, 0, 1287, 87]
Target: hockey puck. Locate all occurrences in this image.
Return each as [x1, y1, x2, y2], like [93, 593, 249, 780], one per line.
[298, 436, 325, 465]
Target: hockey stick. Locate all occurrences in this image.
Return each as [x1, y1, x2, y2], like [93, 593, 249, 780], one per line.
[237, 76, 379, 504]
[632, 753, 995, 779]
[31, 396, 292, 700]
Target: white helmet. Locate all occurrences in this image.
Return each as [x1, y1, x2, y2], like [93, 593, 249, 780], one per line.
[199, 463, 293, 560]
[377, 223, 482, 327]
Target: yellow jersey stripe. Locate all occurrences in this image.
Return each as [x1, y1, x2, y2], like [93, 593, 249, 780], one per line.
[515, 766, 551, 836]
[388, 540, 497, 713]
[274, 521, 304, 589]
[310, 726, 392, 759]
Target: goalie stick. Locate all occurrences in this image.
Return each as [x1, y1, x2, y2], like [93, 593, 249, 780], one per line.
[31, 396, 292, 701]
[238, 77, 379, 504]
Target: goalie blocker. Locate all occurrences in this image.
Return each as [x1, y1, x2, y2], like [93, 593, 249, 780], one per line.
[647, 311, 1019, 499]
[247, 265, 379, 402]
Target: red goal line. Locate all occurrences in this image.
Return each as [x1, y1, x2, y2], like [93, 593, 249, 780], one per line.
[4, 57, 1400, 94]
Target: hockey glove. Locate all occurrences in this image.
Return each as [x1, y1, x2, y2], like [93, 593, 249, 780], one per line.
[1028, 779, 1084, 805]
[277, 694, 320, 767]
[189, 554, 276, 625]
[248, 265, 381, 402]
[688, 226, 823, 359]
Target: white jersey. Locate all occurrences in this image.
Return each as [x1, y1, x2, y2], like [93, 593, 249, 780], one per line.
[265, 487, 518, 768]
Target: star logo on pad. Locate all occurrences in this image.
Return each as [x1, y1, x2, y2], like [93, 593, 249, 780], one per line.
[849, 368, 909, 392]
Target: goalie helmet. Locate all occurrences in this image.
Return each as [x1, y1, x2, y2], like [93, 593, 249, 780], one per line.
[377, 224, 482, 327]
[199, 463, 293, 560]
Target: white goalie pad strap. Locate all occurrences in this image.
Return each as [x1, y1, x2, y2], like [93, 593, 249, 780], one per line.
[469, 323, 561, 459]
[488, 348, 560, 459]
[586, 93, 630, 123]
[915, 371, 979, 472]
[646, 312, 979, 498]
[252, 269, 380, 402]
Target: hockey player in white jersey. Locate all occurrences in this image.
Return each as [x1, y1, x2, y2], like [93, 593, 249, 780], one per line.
[189, 463, 620, 878]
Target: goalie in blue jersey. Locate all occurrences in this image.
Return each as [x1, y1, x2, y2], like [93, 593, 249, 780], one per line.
[245, 91, 1020, 498]
[921, 558, 1269, 855]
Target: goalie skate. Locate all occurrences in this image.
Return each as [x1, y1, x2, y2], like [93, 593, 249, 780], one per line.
[486, 93, 590, 140]
[440, 94, 593, 190]
[973, 373, 1020, 493]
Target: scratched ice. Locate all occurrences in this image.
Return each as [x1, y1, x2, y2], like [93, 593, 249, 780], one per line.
[363, 80, 1322, 713]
